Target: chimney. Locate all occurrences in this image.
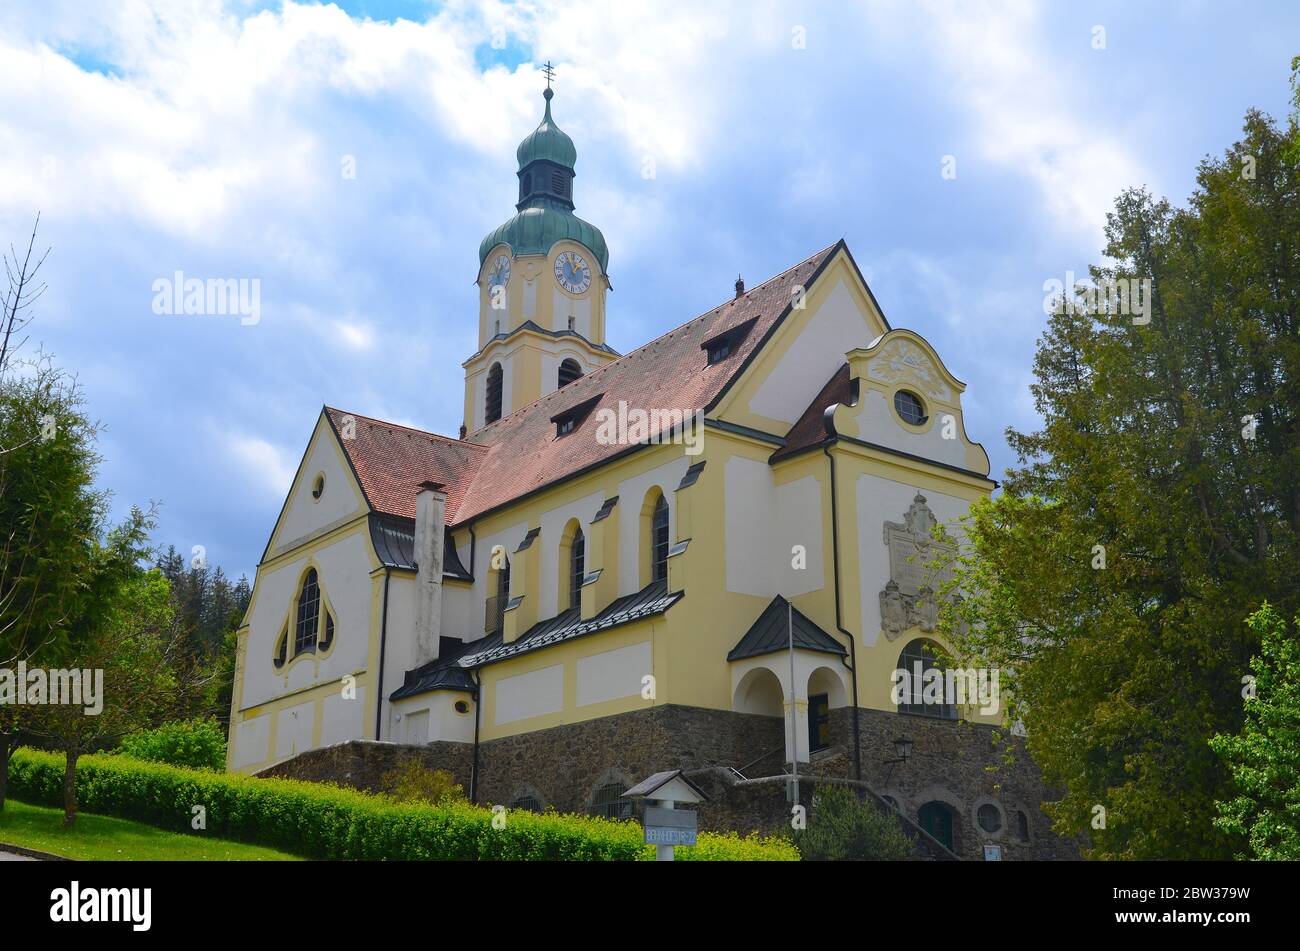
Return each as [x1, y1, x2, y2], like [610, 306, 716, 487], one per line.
[413, 481, 447, 667]
[734, 275, 744, 298]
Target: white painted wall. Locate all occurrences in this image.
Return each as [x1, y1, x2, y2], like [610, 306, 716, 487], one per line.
[240, 530, 374, 711]
[855, 476, 968, 647]
[724, 457, 825, 598]
[273, 422, 366, 553]
[321, 688, 366, 747]
[576, 641, 652, 707]
[853, 390, 969, 468]
[747, 279, 876, 425]
[275, 700, 316, 759]
[233, 713, 270, 769]
[378, 573, 416, 740]
[493, 664, 564, 725]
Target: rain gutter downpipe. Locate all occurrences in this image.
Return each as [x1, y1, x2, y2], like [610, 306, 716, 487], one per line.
[822, 405, 863, 782]
[470, 668, 482, 804]
[374, 567, 392, 740]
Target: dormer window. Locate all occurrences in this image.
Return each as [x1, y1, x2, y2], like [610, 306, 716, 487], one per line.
[702, 316, 758, 366]
[551, 392, 603, 438]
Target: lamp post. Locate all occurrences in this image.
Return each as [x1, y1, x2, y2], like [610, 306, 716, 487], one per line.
[882, 736, 913, 791]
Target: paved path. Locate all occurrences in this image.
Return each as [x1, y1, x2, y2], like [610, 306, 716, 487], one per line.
[0, 850, 37, 861]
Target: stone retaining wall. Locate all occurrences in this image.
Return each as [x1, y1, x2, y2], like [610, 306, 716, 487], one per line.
[256, 703, 1076, 860]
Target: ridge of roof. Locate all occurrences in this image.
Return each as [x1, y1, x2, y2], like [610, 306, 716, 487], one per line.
[470, 242, 842, 440]
[324, 406, 490, 452]
[325, 242, 845, 526]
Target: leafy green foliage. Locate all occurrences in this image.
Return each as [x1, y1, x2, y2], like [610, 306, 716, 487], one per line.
[154, 547, 250, 729]
[939, 100, 1300, 859]
[0, 359, 105, 668]
[793, 785, 911, 861]
[380, 761, 465, 805]
[8, 748, 797, 861]
[116, 718, 228, 772]
[1210, 604, 1300, 860]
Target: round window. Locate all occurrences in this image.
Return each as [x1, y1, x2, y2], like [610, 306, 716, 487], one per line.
[894, 390, 927, 426]
[454, 700, 471, 715]
[311, 473, 325, 500]
[977, 802, 1003, 834]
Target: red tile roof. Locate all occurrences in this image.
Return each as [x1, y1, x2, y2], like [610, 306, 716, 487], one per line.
[770, 363, 852, 462]
[323, 409, 487, 521]
[328, 243, 841, 525]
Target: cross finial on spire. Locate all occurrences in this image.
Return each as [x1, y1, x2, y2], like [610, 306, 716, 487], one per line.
[542, 60, 556, 89]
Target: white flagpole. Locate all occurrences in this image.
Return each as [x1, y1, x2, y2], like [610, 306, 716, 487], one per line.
[788, 599, 799, 805]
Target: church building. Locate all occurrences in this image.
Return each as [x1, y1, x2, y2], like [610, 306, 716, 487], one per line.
[226, 82, 1069, 860]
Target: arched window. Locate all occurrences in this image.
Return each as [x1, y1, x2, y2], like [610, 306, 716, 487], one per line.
[485, 363, 503, 424]
[896, 638, 956, 719]
[294, 569, 320, 656]
[589, 783, 633, 820]
[285, 568, 334, 665]
[918, 801, 955, 851]
[651, 494, 669, 584]
[558, 357, 582, 388]
[1016, 810, 1031, 842]
[487, 552, 510, 635]
[569, 526, 585, 610]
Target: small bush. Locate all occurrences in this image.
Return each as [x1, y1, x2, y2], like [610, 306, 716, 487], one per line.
[115, 718, 227, 772]
[794, 785, 912, 861]
[7, 748, 796, 861]
[380, 762, 465, 805]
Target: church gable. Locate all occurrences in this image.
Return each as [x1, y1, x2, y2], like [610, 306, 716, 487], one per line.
[709, 244, 891, 436]
[263, 411, 370, 561]
[830, 329, 990, 477]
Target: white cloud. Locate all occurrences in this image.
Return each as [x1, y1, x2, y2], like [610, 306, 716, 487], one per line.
[226, 431, 297, 498]
[859, 0, 1150, 245]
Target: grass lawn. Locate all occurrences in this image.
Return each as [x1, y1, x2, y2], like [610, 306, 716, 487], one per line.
[0, 799, 302, 861]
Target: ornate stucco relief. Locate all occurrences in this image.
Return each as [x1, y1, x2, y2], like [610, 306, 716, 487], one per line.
[866, 338, 953, 403]
[878, 493, 955, 641]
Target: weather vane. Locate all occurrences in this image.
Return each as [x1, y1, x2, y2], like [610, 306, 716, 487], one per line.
[542, 60, 555, 89]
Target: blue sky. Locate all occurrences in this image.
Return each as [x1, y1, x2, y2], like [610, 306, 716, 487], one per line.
[0, 0, 1296, 581]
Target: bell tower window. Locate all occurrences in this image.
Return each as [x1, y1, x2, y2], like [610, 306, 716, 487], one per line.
[559, 358, 582, 388]
[486, 363, 503, 424]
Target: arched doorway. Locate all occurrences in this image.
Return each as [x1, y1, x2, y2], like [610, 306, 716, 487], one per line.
[733, 667, 784, 717]
[918, 800, 956, 851]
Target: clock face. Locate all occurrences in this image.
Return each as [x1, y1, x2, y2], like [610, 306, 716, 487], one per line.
[554, 250, 592, 295]
[486, 254, 511, 293]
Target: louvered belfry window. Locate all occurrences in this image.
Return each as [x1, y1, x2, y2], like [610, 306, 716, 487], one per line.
[485, 363, 504, 424]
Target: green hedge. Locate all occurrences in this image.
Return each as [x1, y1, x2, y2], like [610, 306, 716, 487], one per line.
[115, 718, 227, 772]
[8, 748, 797, 861]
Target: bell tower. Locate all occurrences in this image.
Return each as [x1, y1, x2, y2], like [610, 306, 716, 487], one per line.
[464, 70, 618, 434]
